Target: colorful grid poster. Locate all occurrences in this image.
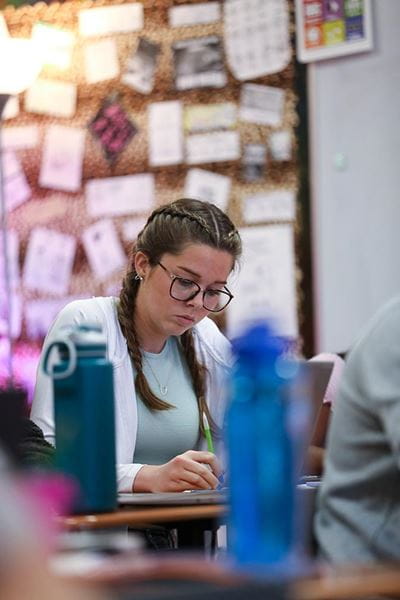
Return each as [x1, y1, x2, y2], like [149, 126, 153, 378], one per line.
[295, 0, 373, 63]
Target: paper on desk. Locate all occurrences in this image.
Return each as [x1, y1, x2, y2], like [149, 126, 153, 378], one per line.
[243, 189, 296, 223]
[223, 0, 290, 81]
[25, 79, 77, 118]
[23, 227, 76, 296]
[148, 101, 183, 166]
[82, 219, 126, 281]
[3, 97, 19, 120]
[2, 126, 39, 150]
[184, 168, 231, 211]
[184, 103, 237, 133]
[169, 2, 220, 27]
[240, 83, 285, 127]
[186, 131, 240, 164]
[269, 129, 292, 161]
[39, 125, 85, 192]
[84, 39, 119, 84]
[32, 23, 75, 70]
[79, 3, 143, 37]
[121, 216, 147, 242]
[86, 173, 154, 217]
[226, 224, 298, 338]
[1, 151, 31, 212]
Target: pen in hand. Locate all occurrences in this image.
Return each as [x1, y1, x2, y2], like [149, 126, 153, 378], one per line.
[203, 413, 225, 489]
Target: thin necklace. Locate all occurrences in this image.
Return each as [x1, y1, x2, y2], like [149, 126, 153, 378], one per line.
[143, 349, 174, 396]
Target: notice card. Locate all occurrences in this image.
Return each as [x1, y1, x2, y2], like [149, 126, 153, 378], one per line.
[121, 217, 147, 242]
[3, 97, 19, 120]
[2, 151, 31, 212]
[39, 125, 85, 192]
[82, 219, 126, 281]
[84, 39, 119, 84]
[25, 79, 77, 118]
[223, 0, 290, 80]
[169, 2, 220, 27]
[269, 130, 292, 161]
[23, 228, 76, 296]
[186, 131, 240, 164]
[32, 23, 75, 70]
[2, 126, 39, 150]
[240, 84, 285, 127]
[86, 173, 155, 217]
[79, 3, 143, 36]
[226, 224, 298, 338]
[243, 189, 296, 224]
[184, 103, 237, 133]
[184, 168, 231, 211]
[148, 101, 183, 166]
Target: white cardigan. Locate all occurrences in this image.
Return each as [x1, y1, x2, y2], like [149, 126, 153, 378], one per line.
[31, 297, 233, 492]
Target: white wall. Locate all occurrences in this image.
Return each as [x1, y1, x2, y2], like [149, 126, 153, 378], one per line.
[310, 0, 400, 353]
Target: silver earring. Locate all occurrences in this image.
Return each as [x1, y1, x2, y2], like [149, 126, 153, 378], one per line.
[134, 274, 143, 281]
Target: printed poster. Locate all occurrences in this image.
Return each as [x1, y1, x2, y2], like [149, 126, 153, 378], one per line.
[295, 0, 373, 63]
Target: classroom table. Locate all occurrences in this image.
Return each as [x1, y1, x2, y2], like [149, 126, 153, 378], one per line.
[59, 503, 227, 549]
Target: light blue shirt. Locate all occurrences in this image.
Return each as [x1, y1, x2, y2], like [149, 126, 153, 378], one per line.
[133, 337, 200, 465]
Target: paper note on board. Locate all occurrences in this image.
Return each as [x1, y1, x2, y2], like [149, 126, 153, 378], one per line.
[169, 2, 220, 27]
[186, 131, 240, 164]
[86, 174, 155, 217]
[2, 126, 39, 150]
[39, 125, 85, 193]
[240, 84, 285, 127]
[148, 101, 183, 166]
[25, 79, 77, 118]
[82, 219, 126, 281]
[79, 3, 143, 36]
[184, 168, 231, 211]
[84, 39, 119, 84]
[226, 224, 298, 338]
[243, 189, 296, 223]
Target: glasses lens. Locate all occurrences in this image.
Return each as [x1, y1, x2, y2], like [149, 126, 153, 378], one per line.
[171, 277, 199, 301]
[203, 290, 231, 312]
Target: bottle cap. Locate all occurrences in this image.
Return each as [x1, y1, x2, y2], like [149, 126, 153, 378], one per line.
[231, 321, 285, 363]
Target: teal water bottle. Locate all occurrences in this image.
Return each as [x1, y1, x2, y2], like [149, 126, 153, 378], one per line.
[43, 324, 117, 514]
[226, 321, 303, 574]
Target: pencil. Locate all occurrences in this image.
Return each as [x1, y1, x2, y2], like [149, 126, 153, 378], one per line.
[202, 413, 215, 454]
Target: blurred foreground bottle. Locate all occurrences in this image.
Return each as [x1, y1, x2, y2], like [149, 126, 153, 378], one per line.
[226, 321, 309, 574]
[43, 324, 116, 514]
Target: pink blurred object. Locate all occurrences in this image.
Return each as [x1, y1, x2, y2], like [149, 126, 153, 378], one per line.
[309, 352, 345, 407]
[0, 341, 41, 405]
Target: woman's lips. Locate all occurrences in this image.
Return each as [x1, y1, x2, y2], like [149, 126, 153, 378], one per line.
[175, 314, 195, 325]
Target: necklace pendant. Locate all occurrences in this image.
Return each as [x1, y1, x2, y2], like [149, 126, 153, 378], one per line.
[160, 385, 168, 396]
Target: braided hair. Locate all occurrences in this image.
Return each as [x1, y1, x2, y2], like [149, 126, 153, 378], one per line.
[117, 198, 242, 437]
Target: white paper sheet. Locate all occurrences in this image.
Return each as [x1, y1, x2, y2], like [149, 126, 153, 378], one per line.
[1, 152, 31, 212]
[240, 83, 285, 127]
[184, 168, 231, 211]
[32, 23, 75, 69]
[79, 3, 143, 37]
[3, 96, 19, 120]
[224, 0, 290, 80]
[82, 219, 126, 281]
[86, 173, 155, 217]
[121, 216, 147, 242]
[84, 39, 119, 84]
[39, 125, 85, 192]
[2, 126, 39, 150]
[25, 79, 77, 118]
[184, 103, 237, 133]
[226, 224, 298, 338]
[23, 227, 76, 296]
[25, 297, 81, 339]
[0, 14, 9, 37]
[169, 2, 220, 27]
[148, 101, 183, 166]
[243, 189, 296, 223]
[269, 129, 292, 161]
[186, 131, 240, 164]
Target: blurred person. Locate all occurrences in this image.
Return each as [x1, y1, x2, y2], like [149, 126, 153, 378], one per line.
[315, 296, 400, 562]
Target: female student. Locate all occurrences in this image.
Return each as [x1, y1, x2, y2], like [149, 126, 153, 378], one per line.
[31, 199, 242, 494]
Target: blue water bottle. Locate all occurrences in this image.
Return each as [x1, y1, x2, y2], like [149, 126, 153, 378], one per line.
[226, 321, 300, 573]
[43, 324, 117, 514]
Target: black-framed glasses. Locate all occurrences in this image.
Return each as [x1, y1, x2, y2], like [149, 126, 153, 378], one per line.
[158, 262, 234, 313]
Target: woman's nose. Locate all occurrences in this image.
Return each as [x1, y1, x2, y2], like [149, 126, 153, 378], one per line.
[186, 291, 204, 309]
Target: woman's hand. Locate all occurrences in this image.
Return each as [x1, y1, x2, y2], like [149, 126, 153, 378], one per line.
[133, 450, 222, 492]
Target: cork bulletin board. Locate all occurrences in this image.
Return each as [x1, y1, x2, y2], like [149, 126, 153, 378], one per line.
[1, 0, 312, 380]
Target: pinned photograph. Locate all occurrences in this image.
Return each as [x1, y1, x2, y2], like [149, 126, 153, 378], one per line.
[89, 94, 137, 163]
[242, 144, 267, 182]
[240, 83, 285, 127]
[172, 35, 227, 90]
[122, 37, 160, 95]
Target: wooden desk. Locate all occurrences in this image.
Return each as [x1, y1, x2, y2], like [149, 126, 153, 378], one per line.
[59, 504, 228, 549]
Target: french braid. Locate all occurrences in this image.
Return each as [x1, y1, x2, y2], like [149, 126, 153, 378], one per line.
[117, 199, 242, 436]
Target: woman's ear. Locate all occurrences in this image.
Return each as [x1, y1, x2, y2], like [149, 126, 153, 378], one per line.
[134, 251, 150, 279]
